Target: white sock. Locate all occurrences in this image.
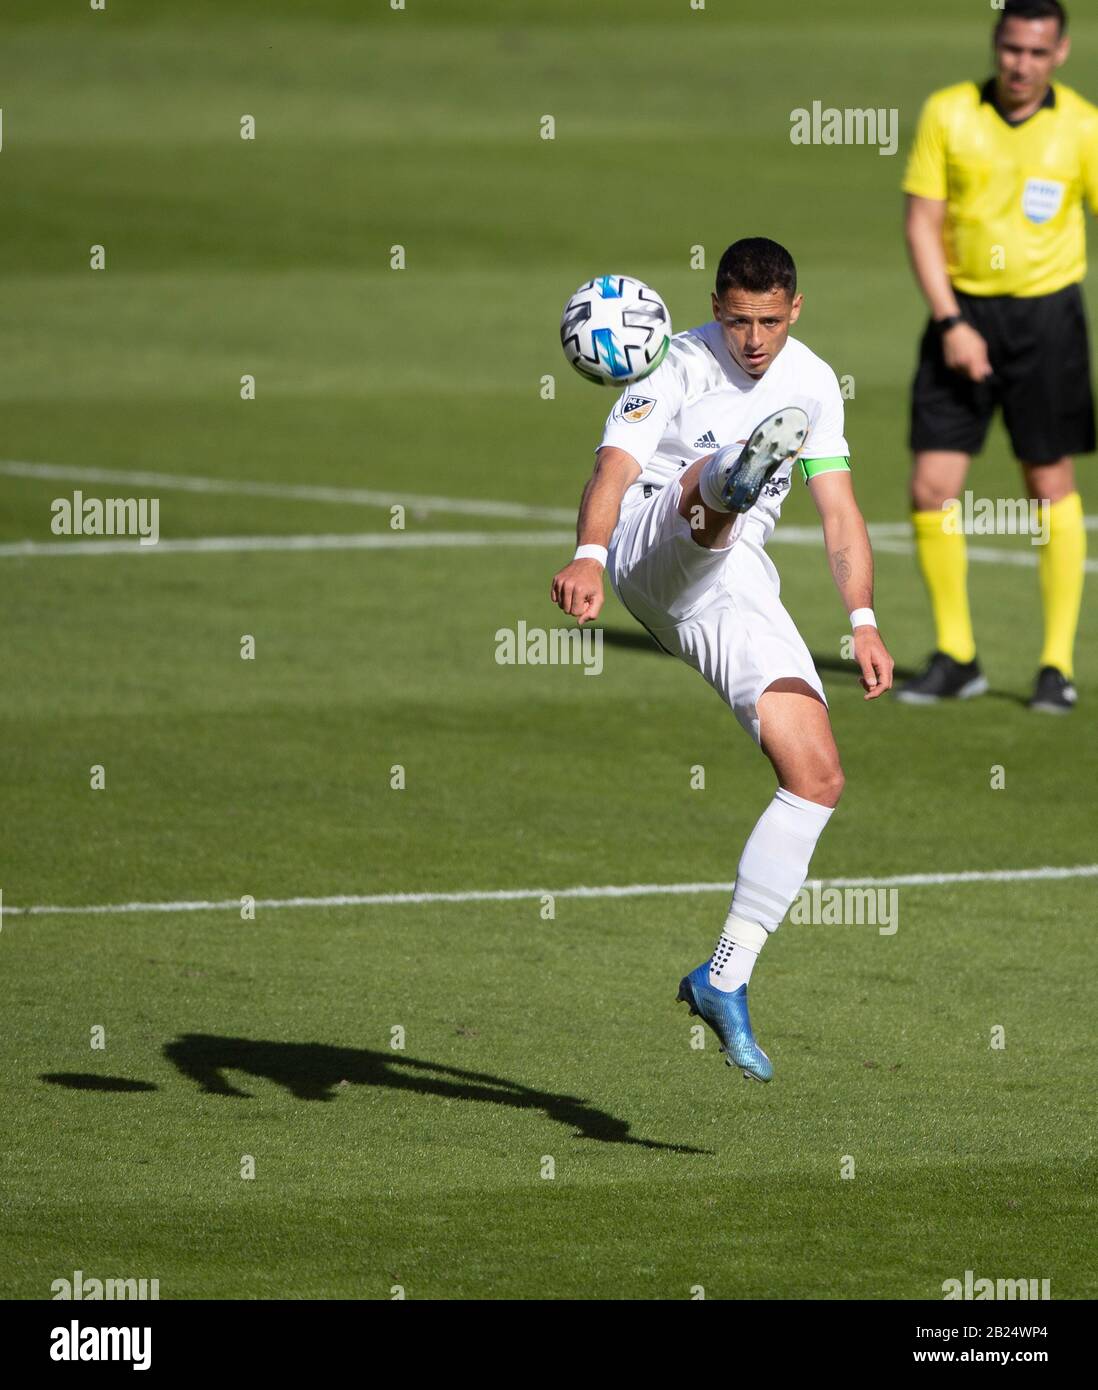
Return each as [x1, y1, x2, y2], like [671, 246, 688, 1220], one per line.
[708, 788, 835, 993]
[731, 787, 834, 927]
[697, 446, 738, 513]
[709, 914, 768, 991]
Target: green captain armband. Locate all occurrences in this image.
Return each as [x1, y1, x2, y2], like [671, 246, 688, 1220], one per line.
[798, 456, 851, 483]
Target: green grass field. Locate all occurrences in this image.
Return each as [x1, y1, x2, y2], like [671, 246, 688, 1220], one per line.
[1, 0, 1095, 1300]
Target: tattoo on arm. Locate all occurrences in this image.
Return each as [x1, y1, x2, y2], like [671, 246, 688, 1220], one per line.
[831, 546, 852, 587]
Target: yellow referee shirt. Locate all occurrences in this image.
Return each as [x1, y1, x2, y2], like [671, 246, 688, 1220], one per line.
[903, 80, 1098, 297]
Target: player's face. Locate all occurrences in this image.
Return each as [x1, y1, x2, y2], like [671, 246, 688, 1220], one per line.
[711, 287, 803, 378]
[994, 17, 1069, 111]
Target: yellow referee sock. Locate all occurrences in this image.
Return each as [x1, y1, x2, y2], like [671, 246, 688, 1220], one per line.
[1038, 491, 1086, 678]
[912, 505, 976, 664]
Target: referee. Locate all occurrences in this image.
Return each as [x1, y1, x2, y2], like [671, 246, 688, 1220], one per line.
[898, 0, 1094, 713]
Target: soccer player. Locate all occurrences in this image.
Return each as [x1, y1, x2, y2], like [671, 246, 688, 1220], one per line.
[898, 0, 1093, 713]
[550, 238, 894, 1082]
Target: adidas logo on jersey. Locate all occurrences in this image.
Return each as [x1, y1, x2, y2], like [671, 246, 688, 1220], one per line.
[693, 430, 719, 450]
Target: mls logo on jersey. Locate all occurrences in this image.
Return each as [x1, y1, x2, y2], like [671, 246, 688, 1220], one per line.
[1022, 178, 1065, 225]
[618, 394, 656, 423]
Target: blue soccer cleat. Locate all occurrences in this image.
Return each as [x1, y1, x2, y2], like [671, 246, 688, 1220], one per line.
[708, 406, 809, 514]
[677, 962, 773, 1082]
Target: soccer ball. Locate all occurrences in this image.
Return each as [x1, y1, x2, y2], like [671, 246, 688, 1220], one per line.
[559, 274, 671, 386]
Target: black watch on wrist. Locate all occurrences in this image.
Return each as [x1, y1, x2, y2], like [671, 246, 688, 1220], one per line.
[935, 313, 964, 333]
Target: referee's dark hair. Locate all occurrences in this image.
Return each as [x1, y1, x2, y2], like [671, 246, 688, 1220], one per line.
[995, 0, 1067, 36]
[716, 239, 797, 300]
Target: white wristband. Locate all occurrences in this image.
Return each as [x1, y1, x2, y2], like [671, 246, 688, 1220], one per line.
[850, 607, 877, 630]
[574, 544, 608, 568]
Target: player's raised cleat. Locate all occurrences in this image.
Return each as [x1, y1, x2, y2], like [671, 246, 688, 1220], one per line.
[1028, 665, 1077, 715]
[676, 962, 773, 1082]
[708, 406, 809, 514]
[893, 650, 988, 704]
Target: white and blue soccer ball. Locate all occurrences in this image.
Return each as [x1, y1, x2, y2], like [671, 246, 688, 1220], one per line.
[559, 274, 671, 387]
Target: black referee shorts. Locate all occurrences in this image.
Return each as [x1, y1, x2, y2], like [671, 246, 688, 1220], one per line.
[909, 282, 1096, 464]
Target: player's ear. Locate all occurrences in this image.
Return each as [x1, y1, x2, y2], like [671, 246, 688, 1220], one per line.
[789, 293, 804, 324]
[711, 291, 720, 320]
[1056, 34, 1071, 66]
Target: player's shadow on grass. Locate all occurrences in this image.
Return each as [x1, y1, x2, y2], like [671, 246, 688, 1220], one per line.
[160, 1033, 708, 1154]
[811, 652, 919, 683]
[603, 633, 941, 685]
[600, 627, 670, 656]
[40, 1074, 158, 1093]
[810, 653, 1026, 704]
[604, 635, 1024, 704]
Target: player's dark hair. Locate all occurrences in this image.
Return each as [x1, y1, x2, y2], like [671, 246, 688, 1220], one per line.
[715, 238, 797, 300]
[995, 0, 1067, 37]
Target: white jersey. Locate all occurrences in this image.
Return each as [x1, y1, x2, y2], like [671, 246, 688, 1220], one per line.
[599, 320, 849, 547]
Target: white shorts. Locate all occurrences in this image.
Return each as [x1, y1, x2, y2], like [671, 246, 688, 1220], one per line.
[608, 480, 826, 743]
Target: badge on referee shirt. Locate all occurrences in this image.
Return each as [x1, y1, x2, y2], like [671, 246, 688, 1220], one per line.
[1022, 178, 1065, 225]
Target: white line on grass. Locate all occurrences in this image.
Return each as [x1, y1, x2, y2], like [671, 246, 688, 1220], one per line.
[780, 529, 1098, 573]
[0, 530, 574, 558]
[0, 459, 577, 524]
[4, 525, 1097, 572]
[4, 862, 1096, 918]
[4, 459, 1094, 543]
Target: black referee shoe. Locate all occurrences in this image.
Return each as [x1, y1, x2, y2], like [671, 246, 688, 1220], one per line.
[1029, 666, 1077, 715]
[894, 651, 988, 704]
